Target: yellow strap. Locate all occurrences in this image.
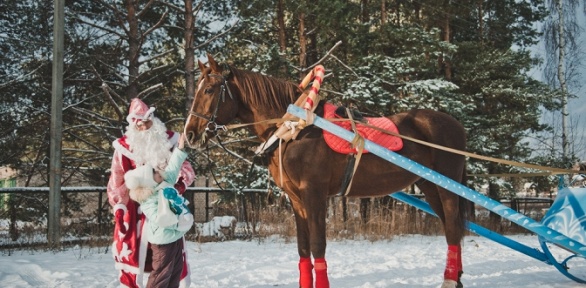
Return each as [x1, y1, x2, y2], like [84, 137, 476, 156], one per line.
[342, 108, 365, 196]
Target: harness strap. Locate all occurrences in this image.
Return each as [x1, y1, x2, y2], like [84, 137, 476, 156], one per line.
[338, 108, 365, 196]
[337, 155, 356, 196]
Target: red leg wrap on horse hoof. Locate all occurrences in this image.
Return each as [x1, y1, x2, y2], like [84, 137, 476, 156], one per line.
[444, 245, 461, 281]
[314, 258, 330, 288]
[299, 257, 313, 288]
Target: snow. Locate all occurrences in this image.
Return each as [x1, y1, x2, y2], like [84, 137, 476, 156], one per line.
[1, 234, 585, 288]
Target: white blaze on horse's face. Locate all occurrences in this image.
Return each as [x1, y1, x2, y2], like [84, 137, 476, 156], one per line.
[185, 77, 209, 149]
[195, 78, 205, 100]
[193, 79, 208, 144]
[185, 80, 203, 132]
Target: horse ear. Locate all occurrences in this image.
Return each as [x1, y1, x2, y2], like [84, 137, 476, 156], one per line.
[207, 53, 231, 78]
[197, 59, 206, 72]
[207, 53, 221, 73]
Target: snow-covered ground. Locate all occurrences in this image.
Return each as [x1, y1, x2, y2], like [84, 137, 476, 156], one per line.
[1, 234, 585, 288]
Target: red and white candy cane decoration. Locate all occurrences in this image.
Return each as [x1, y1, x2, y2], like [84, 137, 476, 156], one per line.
[298, 65, 325, 111]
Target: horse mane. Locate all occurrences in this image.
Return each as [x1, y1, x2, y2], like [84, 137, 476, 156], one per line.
[229, 66, 302, 112]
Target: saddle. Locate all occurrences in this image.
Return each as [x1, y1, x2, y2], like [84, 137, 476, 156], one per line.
[322, 103, 403, 154]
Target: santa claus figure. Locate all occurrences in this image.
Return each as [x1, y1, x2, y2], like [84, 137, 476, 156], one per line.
[107, 98, 195, 288]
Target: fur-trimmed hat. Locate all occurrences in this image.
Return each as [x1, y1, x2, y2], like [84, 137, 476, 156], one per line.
[124, 164, 158, 190]
[126, 98, 156, 125]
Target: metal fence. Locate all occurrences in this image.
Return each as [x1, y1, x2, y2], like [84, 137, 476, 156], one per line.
[0, 186, 272, 247]
[0, 187, 555, 248]
[0, 186, 270, 220]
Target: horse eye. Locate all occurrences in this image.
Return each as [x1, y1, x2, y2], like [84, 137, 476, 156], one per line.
[205, 88, 214, 94]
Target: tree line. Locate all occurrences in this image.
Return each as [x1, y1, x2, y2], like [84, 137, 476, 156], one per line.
[0, 1, 579, 223]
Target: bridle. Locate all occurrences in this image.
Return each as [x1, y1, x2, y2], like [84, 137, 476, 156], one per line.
[187, 71, 263, 193]
[188, 73, 234, 133]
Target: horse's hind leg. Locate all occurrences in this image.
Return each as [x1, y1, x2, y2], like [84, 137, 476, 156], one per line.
[418, 180, 466, 288]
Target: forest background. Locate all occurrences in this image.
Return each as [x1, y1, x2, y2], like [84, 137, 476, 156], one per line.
[1, 0, 585, 221]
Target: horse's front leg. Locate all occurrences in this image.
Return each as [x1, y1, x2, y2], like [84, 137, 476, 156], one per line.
[305, 188, 330, 288]
[291, 189, 330, 288]
[292, 207, 313, 288]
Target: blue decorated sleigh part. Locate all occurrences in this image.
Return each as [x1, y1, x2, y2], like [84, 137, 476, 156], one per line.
[287, 104, 586, 284]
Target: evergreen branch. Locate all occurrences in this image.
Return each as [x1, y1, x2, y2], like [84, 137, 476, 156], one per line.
[92, 64, 126, 114]
[138, 49, 175, 65]
[295, 40, 343, 73]
[76, 17, 125, 39]
[194, 19, 240, 50]
[142, 11, 168, 38]
[137, 0, 158, 18]
[137, 83, 164, 100]
[329, 55, 358, 77]
[0, 63, 47, 89]
[158, 1, 182, 12]
[95, 0, 129, 36]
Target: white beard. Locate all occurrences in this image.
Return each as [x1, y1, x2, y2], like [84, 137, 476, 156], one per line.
[125, 117, 173, 170]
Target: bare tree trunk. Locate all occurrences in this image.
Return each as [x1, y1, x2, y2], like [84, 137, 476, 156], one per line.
[396, 1, 402, 25]
[276, 0, 288, 76]
[183, 0, 197, 212]
[381, 0, 386, 25]
[9, 197, 19, 241]
[277, 0, 286, 52]
[184, 0, 196, 109]
[487, 165, 501, 232]
[125, 0, 140, 100]
[477, 0, 483, 44]
[361, 0, 369, 23]
[298, 10, 307, 78]
[441, 0, 452, 81]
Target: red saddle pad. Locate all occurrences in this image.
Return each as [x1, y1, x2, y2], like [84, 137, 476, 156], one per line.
[322, 103, 403, 154]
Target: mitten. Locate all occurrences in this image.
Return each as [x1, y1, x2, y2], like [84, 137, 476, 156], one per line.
[177, 213, 194, 232]
[174, 177, 186, 194]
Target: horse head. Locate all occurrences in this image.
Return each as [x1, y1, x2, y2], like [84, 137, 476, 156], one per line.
[184, 54, 238, 149]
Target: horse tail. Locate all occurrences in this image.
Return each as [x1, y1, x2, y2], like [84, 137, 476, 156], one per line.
[459, 165, 472, 233]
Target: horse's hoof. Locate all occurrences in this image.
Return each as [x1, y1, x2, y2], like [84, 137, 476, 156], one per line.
[440, 279, 458, 288]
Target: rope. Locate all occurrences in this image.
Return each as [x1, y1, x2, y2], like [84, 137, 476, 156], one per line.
[221, 115, 577, 177]
[327, 118, 577, 176]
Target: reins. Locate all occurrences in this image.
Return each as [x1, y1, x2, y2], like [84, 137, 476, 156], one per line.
[204, 135, 268, 197]
[191, 65, 577, 180]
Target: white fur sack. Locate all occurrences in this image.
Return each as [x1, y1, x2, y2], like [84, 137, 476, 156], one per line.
[124, 165, 158, 190]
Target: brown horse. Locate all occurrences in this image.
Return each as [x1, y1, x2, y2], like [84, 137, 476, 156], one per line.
[184, 54, 469, 288]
